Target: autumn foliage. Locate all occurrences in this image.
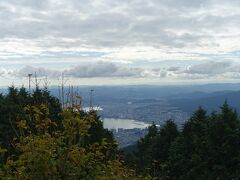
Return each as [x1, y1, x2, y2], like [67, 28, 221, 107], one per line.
[0, 87, 143, 179]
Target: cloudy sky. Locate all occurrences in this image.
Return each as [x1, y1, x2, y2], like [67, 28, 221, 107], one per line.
[1, 0, 240, 86]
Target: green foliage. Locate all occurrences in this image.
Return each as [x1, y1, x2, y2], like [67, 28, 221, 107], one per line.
[0, 105, 142, 179]
[0, 86, 62, 154]
[126, 103, 240, 179]
[132, 121, 178, 177]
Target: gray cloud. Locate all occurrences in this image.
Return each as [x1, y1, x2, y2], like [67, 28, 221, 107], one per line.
[184, 61, 232, 75]
[64, 61, 142, 78]
[2, 61, 172, 79]
[13, 61, 143, 78]
[173, 61, 240, 80]
[17, 66, 60, 78]
[167, 66, 180, 72]
[3, 60, 240, 81]
[1, 0, 240, 49]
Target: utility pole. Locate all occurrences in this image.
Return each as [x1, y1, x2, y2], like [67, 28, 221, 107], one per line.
[28, 74, 32, 97]
[90, 89, 94, 110]
[71, 86, 74, 107]
[61, 73, 64, 109]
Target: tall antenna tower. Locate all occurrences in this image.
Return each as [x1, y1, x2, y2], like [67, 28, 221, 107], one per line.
[28, 74, 32, 96]
[90, 89, 94, 110]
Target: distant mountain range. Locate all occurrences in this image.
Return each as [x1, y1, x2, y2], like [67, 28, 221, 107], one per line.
[169, 90, 240, 113]
[1, 83, 240, 116]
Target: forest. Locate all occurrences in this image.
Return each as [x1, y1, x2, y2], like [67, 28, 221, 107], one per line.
[0, 86, 240, 179]
[124, 102, 240, 179]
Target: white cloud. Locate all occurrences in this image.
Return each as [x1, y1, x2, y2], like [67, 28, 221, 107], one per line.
[0, 67, 14, 77]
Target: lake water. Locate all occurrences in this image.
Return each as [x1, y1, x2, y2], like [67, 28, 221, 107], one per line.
[102, 118, 151, 131]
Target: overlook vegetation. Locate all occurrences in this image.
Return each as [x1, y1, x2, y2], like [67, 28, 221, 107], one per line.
[125, 102, 240, 179]
[0, 86, 240, 179]
[0, 87, 142, 179]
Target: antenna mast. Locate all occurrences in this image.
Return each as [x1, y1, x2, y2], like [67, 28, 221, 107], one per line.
[28, 74, 32, 96]
[90, 89, 94, 110]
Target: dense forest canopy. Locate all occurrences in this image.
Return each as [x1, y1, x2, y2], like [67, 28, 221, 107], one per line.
[0, 86, 61, 151]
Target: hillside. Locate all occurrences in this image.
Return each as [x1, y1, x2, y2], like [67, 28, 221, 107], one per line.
[170, 90, 240, 113]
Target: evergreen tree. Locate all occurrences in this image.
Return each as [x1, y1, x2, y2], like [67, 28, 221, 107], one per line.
[0, 86, 62, 158]
[134, 123, 158, 174]
[127, 102, 240, 179]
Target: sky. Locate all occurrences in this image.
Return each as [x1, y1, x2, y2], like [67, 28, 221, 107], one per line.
[1, 0, 240, 86]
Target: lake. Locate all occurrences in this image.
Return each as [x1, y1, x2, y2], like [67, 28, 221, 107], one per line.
[102, 118, 151, 131]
